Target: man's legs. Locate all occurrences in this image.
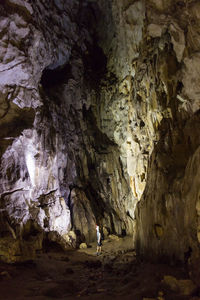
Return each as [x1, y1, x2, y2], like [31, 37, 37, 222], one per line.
[96, 245, 102, 255]
[97, 244, 102, 255]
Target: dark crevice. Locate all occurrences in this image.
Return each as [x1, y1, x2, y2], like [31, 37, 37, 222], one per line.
[82, 42, 107, 88]
[0, 105, 35, 157]
[82, 105, 117, 152]
[40, 63, 71, 89]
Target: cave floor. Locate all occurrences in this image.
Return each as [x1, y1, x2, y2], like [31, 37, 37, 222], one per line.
[0, 236, 197, 300]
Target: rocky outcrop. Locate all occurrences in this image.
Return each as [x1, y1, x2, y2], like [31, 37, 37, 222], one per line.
[0, 0, 81, 260]
[95, 0, 200, 279]
[0, 0, 134, 262]
[94, 0, 200, 280]
[132, 1, 200, 274]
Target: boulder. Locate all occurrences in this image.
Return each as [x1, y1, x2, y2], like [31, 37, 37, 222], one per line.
[108, 234, 120, 241]
[162, 276, 197, 296]
[79, 243, 87, 249]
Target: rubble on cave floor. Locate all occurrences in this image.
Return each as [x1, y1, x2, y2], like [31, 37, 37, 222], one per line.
[0, 236, 198, 300]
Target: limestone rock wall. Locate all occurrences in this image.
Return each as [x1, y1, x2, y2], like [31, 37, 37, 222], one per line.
[92, 0, 200, 277]
[1, 0, 200, 273]
[0, 0, 134, 262]
[133, 1, 200, 273]
[0, 0, 83, 260]
[97, 0, 200, 273]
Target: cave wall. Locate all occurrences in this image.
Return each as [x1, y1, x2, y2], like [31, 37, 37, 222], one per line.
[134, 0, 200, 269]
[0, 0, 134, 262]
[133, 1, 200, 279]
[1, 0, 200, 273]
[93, 0, 200, 274]
[90, 0, 200, 277]
[0, 0, 83, 261]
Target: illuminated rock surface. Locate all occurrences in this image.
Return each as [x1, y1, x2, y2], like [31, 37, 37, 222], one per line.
[0, 0, 200, 287]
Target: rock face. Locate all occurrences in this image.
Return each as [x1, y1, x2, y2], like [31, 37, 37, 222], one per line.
[91, 0, 200, 279]
[1, 0, 200, 278]
[98, 0, 200, 280]
[132, 1, 200, 272]
[0, 0, 134, 261]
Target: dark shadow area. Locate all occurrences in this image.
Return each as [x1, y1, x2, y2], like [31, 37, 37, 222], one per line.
[77, 1, 107, 87]
[40, 63, 71, 89]
[82, 42, 107, 88]
[82, 105, 116, 153]
[0, 104, 35, 157]
[42, 238, 65, 253]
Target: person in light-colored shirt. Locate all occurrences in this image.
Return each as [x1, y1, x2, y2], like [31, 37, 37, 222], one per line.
[96, 224, 102, 255]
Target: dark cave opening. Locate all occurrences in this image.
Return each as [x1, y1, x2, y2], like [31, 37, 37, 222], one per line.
[40, 63, 71, 89]
[82, 42, 107, 87]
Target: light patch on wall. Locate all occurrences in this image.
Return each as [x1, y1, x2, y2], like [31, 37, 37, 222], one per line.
[25, 151, 35, 186]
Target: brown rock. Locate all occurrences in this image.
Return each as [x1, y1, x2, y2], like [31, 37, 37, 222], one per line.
[163, 276, 197, 296]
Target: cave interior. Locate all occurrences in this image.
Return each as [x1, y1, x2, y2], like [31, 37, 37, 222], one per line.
[1, 0, 200, 299]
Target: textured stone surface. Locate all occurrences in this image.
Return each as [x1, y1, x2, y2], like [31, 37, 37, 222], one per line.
[93, 0, 200, 282]
[0, 0, 87, 258]
[128, 1, 200, 272]
[162, 276, 197, 296]
[1, 0, 200, 281]
[0, 0, 134, 261]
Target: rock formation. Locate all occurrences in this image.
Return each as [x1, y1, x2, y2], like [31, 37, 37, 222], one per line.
[0, 0, 134, 262]
[1, 0, 200, 282]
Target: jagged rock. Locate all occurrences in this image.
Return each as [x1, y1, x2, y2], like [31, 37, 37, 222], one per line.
[154, 224, 163, 239]
[162, 276, 197, 296]
[63, 231, 77, 248]
[147, 24, 163, 38]
[103, 226, 109, 238]
[0, 232, 43, 263]
[47, 231, 75, 251]
[0, 0, 132, 258]
[108, 235, 120, 241]
[0, 237, 20, 263]
[70, 188, 96, 243]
